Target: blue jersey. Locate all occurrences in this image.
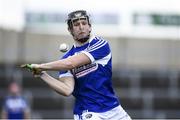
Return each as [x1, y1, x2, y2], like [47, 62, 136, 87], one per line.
[3, 96, 28, 119]
[59, 35, 120, 115]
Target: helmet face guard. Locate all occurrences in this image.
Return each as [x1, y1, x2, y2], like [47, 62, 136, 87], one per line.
[67, 10, 91, 29]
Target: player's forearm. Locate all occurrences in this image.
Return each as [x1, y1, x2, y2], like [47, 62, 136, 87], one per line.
[40, 72, 74, 96]
[38, 53, 91, 71]
[39, 58, 75, 71]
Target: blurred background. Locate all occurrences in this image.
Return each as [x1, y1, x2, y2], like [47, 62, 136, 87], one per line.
[0, 0, 180, 119]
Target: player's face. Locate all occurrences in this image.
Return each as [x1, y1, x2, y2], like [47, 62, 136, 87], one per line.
[71, 18, 91, 41]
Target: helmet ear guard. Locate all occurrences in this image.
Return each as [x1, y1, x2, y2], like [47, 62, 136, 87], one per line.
[66, 10, 91, 29]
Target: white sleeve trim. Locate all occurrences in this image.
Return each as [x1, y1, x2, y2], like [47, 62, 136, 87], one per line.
[96, 53, 111, 66]
[59, 71, 73, 78]
[81, 51, 95, 63]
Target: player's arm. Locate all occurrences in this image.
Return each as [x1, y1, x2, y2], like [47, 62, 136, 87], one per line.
[33, 53, 91, 71]
[39, 71, 75, 96]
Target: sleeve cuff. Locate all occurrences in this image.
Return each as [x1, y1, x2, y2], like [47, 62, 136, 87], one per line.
[81, 51, 95, 63]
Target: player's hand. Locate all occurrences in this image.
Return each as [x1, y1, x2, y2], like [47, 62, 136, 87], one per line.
[33, 71, 46, 78]
[20, 64, 42, 76]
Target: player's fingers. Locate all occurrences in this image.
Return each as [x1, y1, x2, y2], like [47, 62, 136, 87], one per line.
[32, 69, 44, 77]
[32, 71, 38, 77]
[21, 64, 42, 77]
[20, 64, 33, 71]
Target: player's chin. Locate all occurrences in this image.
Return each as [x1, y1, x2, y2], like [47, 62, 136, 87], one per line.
[78, 34, 85, 38]
[78, 34, 88, 39]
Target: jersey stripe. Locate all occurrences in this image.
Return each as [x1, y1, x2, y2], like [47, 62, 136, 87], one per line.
[87, 41, 108, 53]
[87, 37, 103, 50]
[86, 37, 105, 50]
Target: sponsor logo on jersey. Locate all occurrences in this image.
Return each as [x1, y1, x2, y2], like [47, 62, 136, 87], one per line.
[72, 63, 98, 78]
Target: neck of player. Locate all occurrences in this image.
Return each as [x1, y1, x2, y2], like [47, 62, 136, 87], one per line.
[74, 35, 91, 47]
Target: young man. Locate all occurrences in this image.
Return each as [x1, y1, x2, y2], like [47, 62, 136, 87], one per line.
[1, 81, 31, 119]
[27, 10, 131, 120]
